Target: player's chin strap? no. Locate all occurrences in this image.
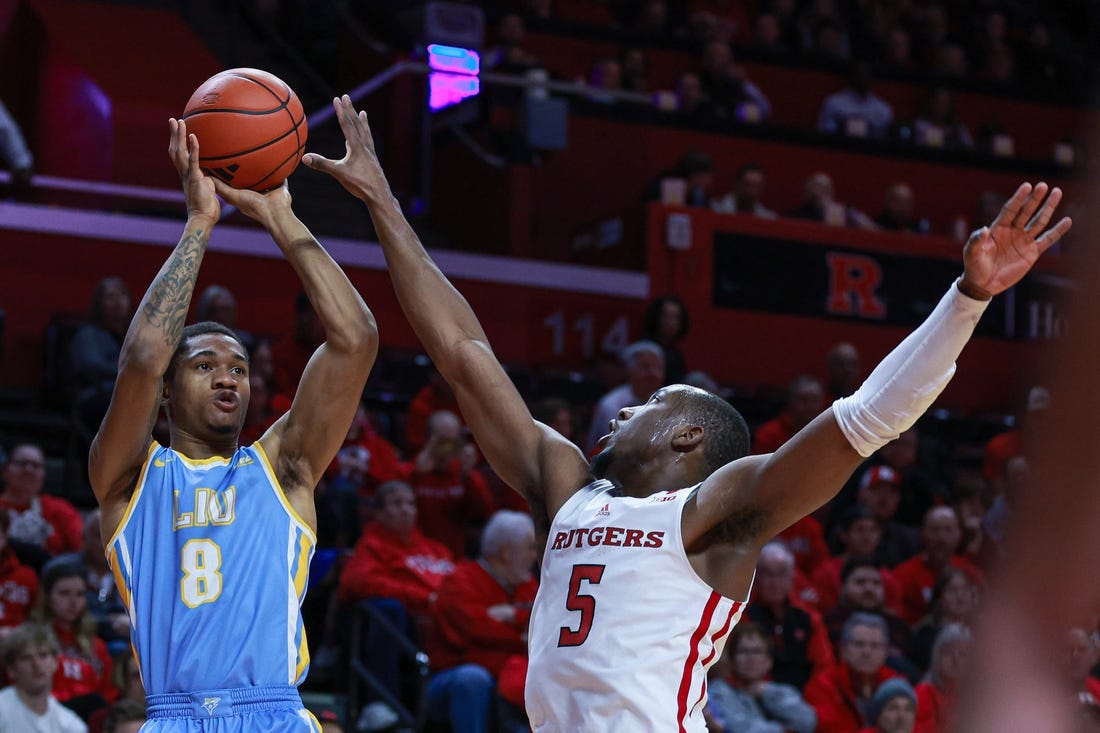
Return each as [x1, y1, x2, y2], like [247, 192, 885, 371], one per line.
[832, 278, 990, 458]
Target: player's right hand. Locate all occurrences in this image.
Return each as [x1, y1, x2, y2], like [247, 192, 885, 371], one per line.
[168, 118, 219, 226]
[211, 178, 293, 230]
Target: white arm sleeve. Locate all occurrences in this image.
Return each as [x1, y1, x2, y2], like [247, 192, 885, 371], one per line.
[832, 279, 989, 457]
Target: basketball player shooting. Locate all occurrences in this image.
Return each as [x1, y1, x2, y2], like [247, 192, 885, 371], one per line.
[89, 119, 377, 732]
[304, 95, 1071, 732]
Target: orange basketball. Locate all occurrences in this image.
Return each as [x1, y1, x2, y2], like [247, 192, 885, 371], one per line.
[182, 68, 307, 192]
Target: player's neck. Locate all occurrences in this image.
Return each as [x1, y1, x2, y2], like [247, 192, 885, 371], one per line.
[169, 431, 239, 460]
[605, 457, 699, 497]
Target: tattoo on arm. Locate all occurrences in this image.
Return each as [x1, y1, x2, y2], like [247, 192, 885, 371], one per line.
[142, 229, 207, 347]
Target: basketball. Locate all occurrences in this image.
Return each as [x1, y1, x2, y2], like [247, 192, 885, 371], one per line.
[182, 68, 307, 192]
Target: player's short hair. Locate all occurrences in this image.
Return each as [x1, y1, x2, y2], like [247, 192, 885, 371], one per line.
[165, 321, 248, 381]
[678, 389, 749, 474]
[480, 510, 534, 557]
[1, 623, 59, 666]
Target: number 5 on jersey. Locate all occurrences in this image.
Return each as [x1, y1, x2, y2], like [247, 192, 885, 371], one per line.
[558, 564, 605, 647]
[181, 538, 223, 607]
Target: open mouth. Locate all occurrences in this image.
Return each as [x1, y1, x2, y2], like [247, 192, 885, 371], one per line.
[213, 390, 239, 412]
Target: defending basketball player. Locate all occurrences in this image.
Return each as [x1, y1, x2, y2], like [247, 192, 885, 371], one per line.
[89, 119, 377, 732]
[305, 95, 1071, 731]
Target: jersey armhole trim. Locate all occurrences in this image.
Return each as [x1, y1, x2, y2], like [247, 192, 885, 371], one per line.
[674, 486, 755, 604]
[253, 441, 318, 546]
[104, 441, 160, 552]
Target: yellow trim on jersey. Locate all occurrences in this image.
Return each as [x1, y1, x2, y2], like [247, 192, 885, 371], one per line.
[105, 442, 159, 549]
[293, 531, 312, 598]
[106, 546, 132, 610]
[170, 450, 236, 467]
[253, 442, 318, 545]
[296, 630, 311, 682]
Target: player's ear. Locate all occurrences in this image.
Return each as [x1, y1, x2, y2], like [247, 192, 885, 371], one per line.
[671, 424, 704, 452]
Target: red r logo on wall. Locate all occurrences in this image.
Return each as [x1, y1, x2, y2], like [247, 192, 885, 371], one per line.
[825, 252, 886, 319]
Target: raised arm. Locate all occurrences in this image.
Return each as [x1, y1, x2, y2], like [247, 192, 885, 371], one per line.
[303, 96, 590, 521]
[689, 182, 1072, 550]
[212, 180, 378, 501]
[89, 120, 218, 520]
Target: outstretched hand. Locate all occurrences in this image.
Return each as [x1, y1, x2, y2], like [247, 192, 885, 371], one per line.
[960, 182, 1072, 299]
[301, 95, 389, 202]
[168, 118, 219, 225]
[211, 178, 293, 229]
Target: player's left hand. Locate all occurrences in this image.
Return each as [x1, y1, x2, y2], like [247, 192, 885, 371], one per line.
[960, 182, 1072, 299]
[301, 95, 389, 203]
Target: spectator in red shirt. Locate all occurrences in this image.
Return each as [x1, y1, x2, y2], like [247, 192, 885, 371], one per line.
[914, 624, 972, 733]
[408, 410, 495, 558]
[0, 507, 37, 629]
[339, 480, 454, 724]
[33, 561, 117, 719]
[805, 613, 901, 733]
[892, 507, 983, 626]
[752, 375, 825, 455]
[746, 542, 835, 690]
[824, 560, 916, 682]
[339, 480, 454, 627]
[812, 505, 901, 614]
[0, 443, 83, 558]
[328, 403, 405, 501]
[426, 510, 538, 733]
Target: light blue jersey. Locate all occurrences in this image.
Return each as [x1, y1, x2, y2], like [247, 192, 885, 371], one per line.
[107, 442, 319, 730]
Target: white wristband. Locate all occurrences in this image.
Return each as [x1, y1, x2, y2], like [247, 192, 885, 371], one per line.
[832, 279, 989, 457]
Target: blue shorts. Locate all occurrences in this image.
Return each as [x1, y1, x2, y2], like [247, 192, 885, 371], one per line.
[143, 685, 321, 733]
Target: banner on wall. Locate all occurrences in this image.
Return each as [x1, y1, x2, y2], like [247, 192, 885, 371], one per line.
[712, 232, 1068, 341]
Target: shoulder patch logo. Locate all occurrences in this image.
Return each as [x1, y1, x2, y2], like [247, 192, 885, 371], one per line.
[154, 456, 173, 468]
[237, 455, 254, 467]
[596, 503, 610, 517]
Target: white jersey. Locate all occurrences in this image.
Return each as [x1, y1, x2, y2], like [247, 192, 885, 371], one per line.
[526, 480, 748, 732]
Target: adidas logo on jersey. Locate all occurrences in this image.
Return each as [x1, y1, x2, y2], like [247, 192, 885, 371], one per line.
[237, 455, 254, 466]
[596, 503, 610, 517]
